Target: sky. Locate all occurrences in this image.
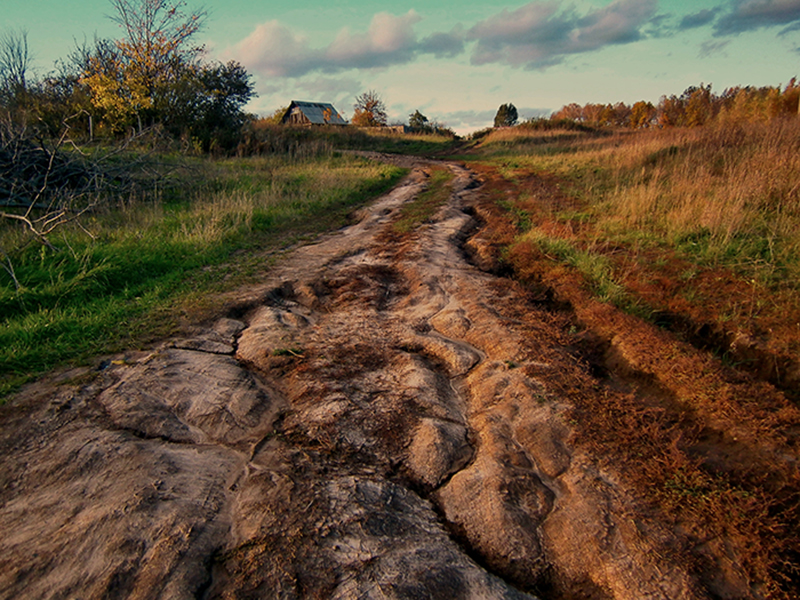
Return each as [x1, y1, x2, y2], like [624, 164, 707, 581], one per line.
[4, 0, 800, 133]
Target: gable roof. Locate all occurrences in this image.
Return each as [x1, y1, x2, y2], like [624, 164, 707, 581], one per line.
[282, 101, 348, 125]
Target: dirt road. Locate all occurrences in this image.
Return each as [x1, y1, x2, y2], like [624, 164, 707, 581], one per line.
[1, 158, 797, 599]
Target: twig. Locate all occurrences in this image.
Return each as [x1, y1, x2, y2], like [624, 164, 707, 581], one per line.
[0, 246, 21, 291]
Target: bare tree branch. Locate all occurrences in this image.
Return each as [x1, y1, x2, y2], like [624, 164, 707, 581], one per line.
[0, 28, 30, 93]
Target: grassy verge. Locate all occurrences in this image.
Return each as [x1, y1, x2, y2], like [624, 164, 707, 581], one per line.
[465, 121, 800, 284]
[239, 123, 460, 157]
[459, 120, 800, 357]
[0, 152, 406, 399]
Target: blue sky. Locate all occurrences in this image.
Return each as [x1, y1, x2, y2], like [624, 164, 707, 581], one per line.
[5, 0, 800, 133]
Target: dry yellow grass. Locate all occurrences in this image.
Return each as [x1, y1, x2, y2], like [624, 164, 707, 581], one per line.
[472, 120, 800, 285]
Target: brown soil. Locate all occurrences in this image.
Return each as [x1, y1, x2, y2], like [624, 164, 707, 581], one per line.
[1, 156, 798, 599]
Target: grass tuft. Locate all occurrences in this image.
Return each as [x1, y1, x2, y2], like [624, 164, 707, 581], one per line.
[392, 167, 455, 234]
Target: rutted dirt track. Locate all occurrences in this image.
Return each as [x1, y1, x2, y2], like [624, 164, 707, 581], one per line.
[1, 158, 799, 599]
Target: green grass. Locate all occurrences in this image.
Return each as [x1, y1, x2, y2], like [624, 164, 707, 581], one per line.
[0, 152, 406, 399]
[520, 230, 629, 306]
[392, 167, 455, 234]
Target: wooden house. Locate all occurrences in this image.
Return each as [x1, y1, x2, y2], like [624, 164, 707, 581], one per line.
[280, 101, 348, 126]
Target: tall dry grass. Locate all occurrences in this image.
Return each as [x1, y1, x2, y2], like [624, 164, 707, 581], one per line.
[602, 120, 800, 278]
[476, 120, 800, 285]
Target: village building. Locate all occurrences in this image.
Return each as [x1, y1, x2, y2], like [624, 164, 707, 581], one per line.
[280, 101, 348, 126]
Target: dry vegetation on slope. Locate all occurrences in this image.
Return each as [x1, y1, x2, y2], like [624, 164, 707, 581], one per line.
[460, 120, 800, 398]
[455, 121, 800, 597]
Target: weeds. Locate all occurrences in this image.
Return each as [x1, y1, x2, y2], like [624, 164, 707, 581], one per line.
[239, 123, 459, 158]
[392, 166, 454, 234]
[464, 120, 800, 371]
[521, 230, 629, 306]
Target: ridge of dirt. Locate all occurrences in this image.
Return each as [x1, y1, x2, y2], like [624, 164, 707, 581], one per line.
[1, 157, 798, 599]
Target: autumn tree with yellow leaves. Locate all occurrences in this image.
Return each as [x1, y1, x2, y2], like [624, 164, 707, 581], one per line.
[78, 0, 254, 150]
[352, 90, 388, 127]
[81, 0, 206, 133]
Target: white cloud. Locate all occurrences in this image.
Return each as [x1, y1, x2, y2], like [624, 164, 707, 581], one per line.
[326, 11, 420, 67]
[230, 20, 321, 77]
[467, 0, 658, 69]
[228, 10, 453, 78]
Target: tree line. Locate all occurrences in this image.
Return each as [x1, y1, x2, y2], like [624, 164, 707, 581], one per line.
[548, 81, 800, 129]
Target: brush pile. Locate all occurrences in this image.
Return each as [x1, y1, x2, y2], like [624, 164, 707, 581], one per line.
[0, 123, 102, 212]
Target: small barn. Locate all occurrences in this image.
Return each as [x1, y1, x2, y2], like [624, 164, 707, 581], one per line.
[281, 101, 348, 126]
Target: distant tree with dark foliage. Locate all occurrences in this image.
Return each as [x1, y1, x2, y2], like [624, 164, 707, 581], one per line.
[352, 90, 387, 127]
[494, 103, 518, 127]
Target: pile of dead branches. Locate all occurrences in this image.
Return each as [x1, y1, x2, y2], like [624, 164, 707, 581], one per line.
[0, 120, 107, 247]
[0, 118, 186, 289]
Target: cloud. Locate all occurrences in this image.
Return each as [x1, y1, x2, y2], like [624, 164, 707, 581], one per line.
[699, 39, 731, 57]
[466, 0, 658, 69]
[326, 10, 421, 69]
[437, 108, 498, 131]
[228, 10, 466, 79]
[714, 0, 800, 35]
[419, 25, 466, 58]
[679, 8, 720, 30]
[231, 20, 321, 77]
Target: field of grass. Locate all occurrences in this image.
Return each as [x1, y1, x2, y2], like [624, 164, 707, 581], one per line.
[239, 122, 460, 158]
[0, 151, 406, 398]
[457, 120, 800, 373]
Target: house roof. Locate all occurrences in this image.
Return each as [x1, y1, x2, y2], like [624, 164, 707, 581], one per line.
[283, 101, 348, 125]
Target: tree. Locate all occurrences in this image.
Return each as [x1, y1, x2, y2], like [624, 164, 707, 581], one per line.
[684, 84, 714, 127]
[408, 109, 429, 131]
[494, 103, 518, 127]
[81, 0, 207, 132]
[629, 100, 656, 129]
[184, 61, 255, 151]
[262, 105, 289, 125]
[552, 103, 582, 121]
[0, 29, 30, 93]
[0, 29, 31, 112]
[352, 90, 387, 127]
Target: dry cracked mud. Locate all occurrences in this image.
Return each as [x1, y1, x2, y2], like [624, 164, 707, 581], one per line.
[1, 157, 798, 599]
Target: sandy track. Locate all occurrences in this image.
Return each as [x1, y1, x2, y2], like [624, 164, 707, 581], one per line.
[0, 159, 788, 599]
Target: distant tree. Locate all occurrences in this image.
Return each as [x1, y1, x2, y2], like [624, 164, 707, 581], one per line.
[629, 100, 656, 128]
[408, 109, 429, 131]
[352, 90, 387, 127]
[552, 103, 582, 122]
[0, 29, 31, 113]
[494, 103, 518, 127]
[0, 29, 30, 93]
[191, 61, 255, 150]
[683, 84, 715, 127]
[657, 94, 684, 127]
[263, 105, 289, 125]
